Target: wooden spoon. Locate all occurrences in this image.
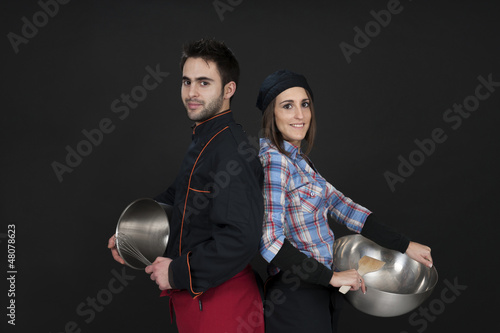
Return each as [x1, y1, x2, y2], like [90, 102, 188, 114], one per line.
[339, 255, 386, 294]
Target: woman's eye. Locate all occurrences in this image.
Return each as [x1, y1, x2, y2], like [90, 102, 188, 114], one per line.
[283, 104, 293, 110]
[302, 101, 310, 108]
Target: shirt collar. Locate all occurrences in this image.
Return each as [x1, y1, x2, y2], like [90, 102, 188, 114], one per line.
[282, 139, 302, 159]
[260, 137, 302, 161]
[191, 109, 232, 137]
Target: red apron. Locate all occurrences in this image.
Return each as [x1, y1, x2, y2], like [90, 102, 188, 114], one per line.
[162, 265, 264, 333]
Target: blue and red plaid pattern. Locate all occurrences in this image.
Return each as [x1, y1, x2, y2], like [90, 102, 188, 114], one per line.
[259, 138, 372, 274]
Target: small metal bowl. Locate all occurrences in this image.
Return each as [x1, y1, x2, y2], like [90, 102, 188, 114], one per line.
[115, 198, 171, 270]
[333, 234, 438, 317]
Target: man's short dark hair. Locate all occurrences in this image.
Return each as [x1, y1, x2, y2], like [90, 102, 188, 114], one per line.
[180, 38, 240, 88]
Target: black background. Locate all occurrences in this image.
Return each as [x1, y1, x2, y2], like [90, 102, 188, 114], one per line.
[2, 0, 499, 332]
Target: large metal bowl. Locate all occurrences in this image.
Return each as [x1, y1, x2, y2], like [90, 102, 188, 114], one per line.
[332, 234, 438, 317]
[115, 198, 172, 270]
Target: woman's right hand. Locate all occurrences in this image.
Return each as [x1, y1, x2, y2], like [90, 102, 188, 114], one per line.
[329, 269, 366, 294]
[108, 234, 125, 265]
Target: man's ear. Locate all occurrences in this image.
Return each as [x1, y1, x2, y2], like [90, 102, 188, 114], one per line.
[223, 81, 236, 100]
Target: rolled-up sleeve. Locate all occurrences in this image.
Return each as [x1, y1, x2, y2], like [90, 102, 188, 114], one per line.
[325, 182, 372, 233]
[259, 151, 289, 263]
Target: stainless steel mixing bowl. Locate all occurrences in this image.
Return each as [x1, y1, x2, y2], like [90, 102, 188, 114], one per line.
[332, 234, 438, 317]
[115, 198, 172, 270]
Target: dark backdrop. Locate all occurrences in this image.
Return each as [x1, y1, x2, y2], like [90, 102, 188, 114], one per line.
[2, 1, 499, 332]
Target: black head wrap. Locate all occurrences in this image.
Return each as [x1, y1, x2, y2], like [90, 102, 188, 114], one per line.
[256, 69, 314, 113]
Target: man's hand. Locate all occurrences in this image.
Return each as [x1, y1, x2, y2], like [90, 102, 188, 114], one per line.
[108, 234, 125, 265]
[406, 241, 433, 268]
[145, 257, 173, 290]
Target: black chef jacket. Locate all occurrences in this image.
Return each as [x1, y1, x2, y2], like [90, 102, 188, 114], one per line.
[155, 110, 264, 298]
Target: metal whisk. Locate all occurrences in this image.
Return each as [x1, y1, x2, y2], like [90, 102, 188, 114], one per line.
[116, 232, 152, 266]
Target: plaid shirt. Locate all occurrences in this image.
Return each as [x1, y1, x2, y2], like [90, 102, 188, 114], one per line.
[259, 138, 372, 274]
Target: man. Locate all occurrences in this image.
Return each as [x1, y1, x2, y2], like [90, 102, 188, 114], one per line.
[108, 39, 265, 332]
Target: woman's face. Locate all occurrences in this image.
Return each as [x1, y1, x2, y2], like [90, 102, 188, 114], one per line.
[274, 87, 311, 147]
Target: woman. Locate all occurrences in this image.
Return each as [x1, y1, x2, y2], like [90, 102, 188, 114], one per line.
[256, 70, 433, 333]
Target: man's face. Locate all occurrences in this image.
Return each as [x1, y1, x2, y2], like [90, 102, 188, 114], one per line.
[181, 57, 225, 124]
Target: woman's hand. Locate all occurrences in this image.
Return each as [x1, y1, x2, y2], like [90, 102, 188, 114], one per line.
[406, 241, 433, 268]
[329, 269, 366, 294]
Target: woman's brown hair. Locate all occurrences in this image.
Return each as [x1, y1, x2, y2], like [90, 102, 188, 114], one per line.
[261, 89, 316, 156]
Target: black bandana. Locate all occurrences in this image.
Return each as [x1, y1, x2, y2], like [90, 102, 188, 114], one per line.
[256, 69, 314, 113]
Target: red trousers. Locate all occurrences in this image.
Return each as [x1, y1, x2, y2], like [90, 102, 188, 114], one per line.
[162, 265, 264, 333]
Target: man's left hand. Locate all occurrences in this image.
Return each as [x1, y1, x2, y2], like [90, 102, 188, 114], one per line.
[145, 257, 173, 290]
